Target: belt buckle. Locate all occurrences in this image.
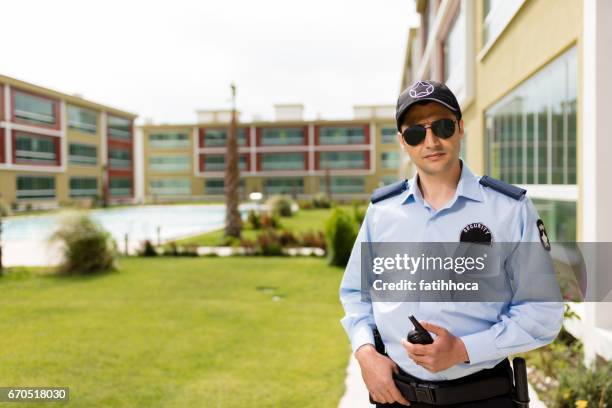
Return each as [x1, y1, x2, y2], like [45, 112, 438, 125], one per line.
[414, 383, 436, 404]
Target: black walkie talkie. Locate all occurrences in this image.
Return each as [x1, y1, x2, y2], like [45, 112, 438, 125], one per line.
[407, 315, 434, 344]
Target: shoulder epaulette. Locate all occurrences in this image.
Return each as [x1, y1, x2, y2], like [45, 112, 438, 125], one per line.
[370, 180, 408, 203]
[479, 175, 526, 200]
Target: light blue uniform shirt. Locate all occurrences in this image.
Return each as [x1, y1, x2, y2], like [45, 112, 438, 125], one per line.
[339, 162, 563, 380]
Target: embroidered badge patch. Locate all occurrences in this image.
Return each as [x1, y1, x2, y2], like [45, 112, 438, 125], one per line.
[460, 222, 493, 244]
[537, 219, 551, 251]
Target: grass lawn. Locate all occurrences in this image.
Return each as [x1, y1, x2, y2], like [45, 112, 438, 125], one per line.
[0, 257, 350, 407]
[174, 206, 355, 247]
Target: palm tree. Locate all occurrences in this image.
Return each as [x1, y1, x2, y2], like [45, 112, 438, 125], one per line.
[224, 83, 242, 238]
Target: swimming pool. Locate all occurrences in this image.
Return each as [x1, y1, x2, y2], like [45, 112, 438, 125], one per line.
[2, 204, 251, 266]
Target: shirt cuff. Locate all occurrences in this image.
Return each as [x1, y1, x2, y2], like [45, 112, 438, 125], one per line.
[350, 323, 375, 353]
[460, 329, 500, 365]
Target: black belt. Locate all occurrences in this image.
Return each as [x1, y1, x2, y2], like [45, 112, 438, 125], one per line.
[390, 359, 513, 405]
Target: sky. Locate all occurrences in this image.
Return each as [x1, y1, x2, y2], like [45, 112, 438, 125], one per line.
[1, 0, 419, 124]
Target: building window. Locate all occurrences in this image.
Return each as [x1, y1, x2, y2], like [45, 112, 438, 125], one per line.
[109, 147, 132, 169]
[204, 179, 244, 195]
[260, 152, 304, 171]
[67, 105, 98, 134]
[70, 177, 98, 198]
[16, 175, 55, 200]
[443, 3, 465, 84]
[203, 154, 247, 171]
[485, 47, 577, 185]
[149, 178, 191, 196]
[320, 177, 365, 194]
[381, 151, 399, 169]
[69, 143, 97, 166]
[264, 178, 304, 194]
[13, 90, 58, 127]
[201, 128, 247, 147]
[108, 115, 132, 140]
[318, 151, 366, 170]
[532, 199, 576, 242]
[260, 128, 304, 146]
[379, 175, 399, 187]
[381, 127, 397, 144]
[318, 126, 365, 145]
[149, 132, 190, 148]
[109, 177, 132, 197]
[14, 132, 57, 164]
[482, 0, 524, 49]
[149, 155, 190, 172]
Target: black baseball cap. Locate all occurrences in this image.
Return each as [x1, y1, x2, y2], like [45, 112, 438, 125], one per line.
[396, 80, 462, 131]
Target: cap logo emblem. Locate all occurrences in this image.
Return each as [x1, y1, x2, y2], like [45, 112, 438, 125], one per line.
[409, 81, 434, 98]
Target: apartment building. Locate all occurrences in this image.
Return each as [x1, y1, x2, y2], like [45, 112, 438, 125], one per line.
[0, 75, 137, 208]
[140, 104, 401, 202]
[400, 0, 612, 365]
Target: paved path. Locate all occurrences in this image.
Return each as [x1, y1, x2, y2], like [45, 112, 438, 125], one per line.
[338, 355, 547, 408]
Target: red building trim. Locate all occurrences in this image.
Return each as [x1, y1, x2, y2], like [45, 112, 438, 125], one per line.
[10, 88, 61, 131]
[0, 128, 5, 163]
[11, 130, 61, 166]
[0, 84, 4, 121]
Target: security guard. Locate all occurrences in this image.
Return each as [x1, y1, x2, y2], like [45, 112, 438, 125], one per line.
[339, 80, 563, 407]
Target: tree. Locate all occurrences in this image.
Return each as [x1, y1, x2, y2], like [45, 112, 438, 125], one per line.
[224, 83, 242, 238]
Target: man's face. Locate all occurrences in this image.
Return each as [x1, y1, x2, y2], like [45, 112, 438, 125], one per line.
[397, 102, 464, 176]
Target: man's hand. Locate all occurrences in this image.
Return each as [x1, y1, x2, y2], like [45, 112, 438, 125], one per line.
[355, 344, 410, 406]
[401, 321, 469, 373]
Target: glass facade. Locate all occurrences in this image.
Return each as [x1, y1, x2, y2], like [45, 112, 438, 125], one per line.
[320, 177, 365, 194]
[203, 155, 247, 171]
[260, 152, 304, 171]
[482, 0, 523, 48]
[150, 178, 191, 196]
[108, 115, 132, 140]
[149, 132, 190, 148]
[109, 148, 132, 169]
[16, 175, 55, 200]
[109, 178, 132, 197]
[204, 179, 244, 195]
[264, 178, 304, 194]
[485, 46, 577, 185]
[15, 132, 57, 164]
[69, 143, 97, 166]
[318, 126, 365, 145]
[381, 151, 399, 169]
[203, 129, 247, 147]
[13, 91, 57, 127]
[381, 127, 397, 144]
[67, 105, 98, 134]
[149, 155, 190, 172]
[533, 199, 576, 242]
[443, 3, 465, 83]
[260, 128, 304, 146]
[319, 151, 366, 169]
[70, 177, 98, 197]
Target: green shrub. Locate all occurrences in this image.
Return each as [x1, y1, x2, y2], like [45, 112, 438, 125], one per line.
[247, 210, 262, 230]
[256, 231, 284, 256]
[325, 208, 358, 266]
[553, 362, 612, 407]
[312, 193, 331, 208]
[260, 213, 281, 229]
[0, 200, 11, 217]
[353, 204, 366, 225]
[266, 195, 295, 217]
[300, 230, 327, 250]
[49, 213, 116, 275]
[139, 240, 158, 257]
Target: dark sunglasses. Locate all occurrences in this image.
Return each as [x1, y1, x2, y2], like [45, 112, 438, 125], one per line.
[402, 118, 458, 146]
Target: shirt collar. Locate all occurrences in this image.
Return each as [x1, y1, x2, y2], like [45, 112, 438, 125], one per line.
[402, 160, 484, 205]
